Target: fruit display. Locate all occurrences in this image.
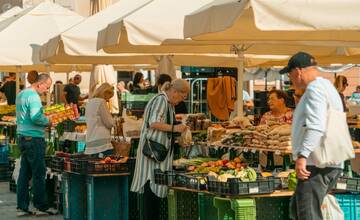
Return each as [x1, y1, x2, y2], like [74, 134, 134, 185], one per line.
[1, 115, 16, 122]
[75, 125, 87, 133]
[44, 104, 78, 124]
[0, 105, 15, 115]
[353, 140, 360, 149]
[99, 156, 129, 164]
[207, 167, 257, 183]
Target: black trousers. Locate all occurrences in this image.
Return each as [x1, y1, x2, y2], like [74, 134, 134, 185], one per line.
[143, 181, 160, 220]
[290, 166, 342, 220]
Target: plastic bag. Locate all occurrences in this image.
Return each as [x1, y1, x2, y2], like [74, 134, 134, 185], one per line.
[122, 109, 143, 137]
[179, 129, 192, 147]
[321, 194, 344, 220]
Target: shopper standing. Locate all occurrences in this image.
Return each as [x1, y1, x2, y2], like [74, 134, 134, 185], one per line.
[16, 74, 54, 216]
[0, 72, 17, 105]
[131, 79, 189, 220]
[334, 75, 349, 112]
[85, 83, 114, 156]
[280, 52, 344, 220]
[63, 74, 88, 106]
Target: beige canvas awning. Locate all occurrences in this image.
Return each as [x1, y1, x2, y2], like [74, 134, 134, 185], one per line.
[96, 0, 360, 116]
[0, 2, 84, 71]
[40, 0, 286, 68]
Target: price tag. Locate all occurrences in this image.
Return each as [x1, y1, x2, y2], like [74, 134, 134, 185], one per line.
[251, 149, 257, 153]
[249, 187, 259, 194]
[243, 148, 249, 152]
[336, 182, 347, 190]
[275, 150, 281, 155]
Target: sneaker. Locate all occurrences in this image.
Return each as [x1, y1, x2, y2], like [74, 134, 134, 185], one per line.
[34, 209, 49, 216]
[16, 208, 33, 217]
[45, 208, 58, 215]
[34, 208, 58, 216]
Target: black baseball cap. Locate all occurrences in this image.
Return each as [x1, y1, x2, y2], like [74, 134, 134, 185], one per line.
[279, 52, 317, 74]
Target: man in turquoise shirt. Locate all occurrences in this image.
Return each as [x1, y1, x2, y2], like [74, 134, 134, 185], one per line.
[16, 74, 53, 216]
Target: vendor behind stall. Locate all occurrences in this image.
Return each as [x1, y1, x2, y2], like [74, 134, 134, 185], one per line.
[84, 83, 114, 156]
[260, 90, 293, 125]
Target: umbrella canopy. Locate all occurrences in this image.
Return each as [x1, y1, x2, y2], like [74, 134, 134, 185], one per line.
[98, 0, 360, 59]
[0, 1, 84, 70]
[96, 0, 360, 116]
[40, 0, 284, 68]
[0, 6, 23, 22]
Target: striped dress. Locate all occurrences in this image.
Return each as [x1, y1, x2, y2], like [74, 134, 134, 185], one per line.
[131, 92, 175, 198]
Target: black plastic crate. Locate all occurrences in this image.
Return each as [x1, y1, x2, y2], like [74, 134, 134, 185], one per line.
[154, 169, 177, 186]
[181, 173, 207, 190]
[207, 177, 275, 195]
[207, 178, 232, 195]
[50, 156, 65, 172]
[229, 178, 275, 195]
[71, 157, 129, 174]
[336, 177, 360, 193]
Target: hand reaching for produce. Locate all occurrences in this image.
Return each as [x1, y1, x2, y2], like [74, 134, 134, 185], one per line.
[295, 157, 311, 180]
[174, 124, 189, 133]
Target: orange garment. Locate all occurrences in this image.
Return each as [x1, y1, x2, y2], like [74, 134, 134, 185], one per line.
[207, 76, 236, 120]
[224, 76, 236, 111]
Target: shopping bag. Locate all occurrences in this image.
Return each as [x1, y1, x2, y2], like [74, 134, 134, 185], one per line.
[321, 194, 344, 220]
[111, 118, 131, 157]
[312, 108, 355, 168]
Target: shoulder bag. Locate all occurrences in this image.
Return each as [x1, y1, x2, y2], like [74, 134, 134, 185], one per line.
[142, 94, 174, 162]
[311, 88, 355, 168]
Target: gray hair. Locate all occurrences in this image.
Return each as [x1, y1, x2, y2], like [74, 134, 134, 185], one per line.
[34, 73, 52, 84]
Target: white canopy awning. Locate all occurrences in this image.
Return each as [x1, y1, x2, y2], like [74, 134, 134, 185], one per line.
[0, 1, 84, 71]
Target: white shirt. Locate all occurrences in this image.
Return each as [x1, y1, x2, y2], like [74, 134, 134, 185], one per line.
[292, 77, 343, 168]
[85, 98, 114, 155]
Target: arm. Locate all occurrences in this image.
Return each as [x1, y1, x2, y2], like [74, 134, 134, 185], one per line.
[148, 96, 187, 133]
[297, 86, 327, 158]
[99, 100, 114, 129]
[28, 95, 49, 126]
[62, 86, 68, 104]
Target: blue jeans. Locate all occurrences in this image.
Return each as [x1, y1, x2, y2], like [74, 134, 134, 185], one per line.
[17, 136, 48, 211]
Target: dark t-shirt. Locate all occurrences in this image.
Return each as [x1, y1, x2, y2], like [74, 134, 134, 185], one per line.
[64, 84, 80, 105]
[0, 81, 16, 105]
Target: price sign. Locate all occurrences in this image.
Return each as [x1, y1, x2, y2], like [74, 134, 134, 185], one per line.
[275, 150, 281, 155]
[243, 148, 249, 152]
[251, 149, 257, 153]
[336, 182, 347, 190]
[249, 186, 259, 194]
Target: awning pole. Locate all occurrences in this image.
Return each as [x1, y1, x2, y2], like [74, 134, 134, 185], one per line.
[236, 50, 244, 117]
[16, 66, 21, 94]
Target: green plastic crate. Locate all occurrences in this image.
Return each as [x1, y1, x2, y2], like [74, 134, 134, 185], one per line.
[198, 193, 217, 220]
[168, 189, 199, 220]
[8, 144, 20, 158]
[255, 197, 291, 220]
[213, 197, 256, 220]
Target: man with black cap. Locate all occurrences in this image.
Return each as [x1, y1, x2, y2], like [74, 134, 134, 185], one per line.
[280, 52, 344, 220]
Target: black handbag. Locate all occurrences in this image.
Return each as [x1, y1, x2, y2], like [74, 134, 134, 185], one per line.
[142, 94, 174, 162]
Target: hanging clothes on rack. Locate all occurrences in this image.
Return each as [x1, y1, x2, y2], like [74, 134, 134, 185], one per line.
[207, 76, 236, 120]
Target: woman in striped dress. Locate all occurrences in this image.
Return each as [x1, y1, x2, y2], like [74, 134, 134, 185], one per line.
[131, 79, 190, 220]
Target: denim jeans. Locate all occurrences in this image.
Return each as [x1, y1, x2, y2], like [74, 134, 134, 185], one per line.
[17, 136, 48, 211]
[290, 166, 342, 220]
